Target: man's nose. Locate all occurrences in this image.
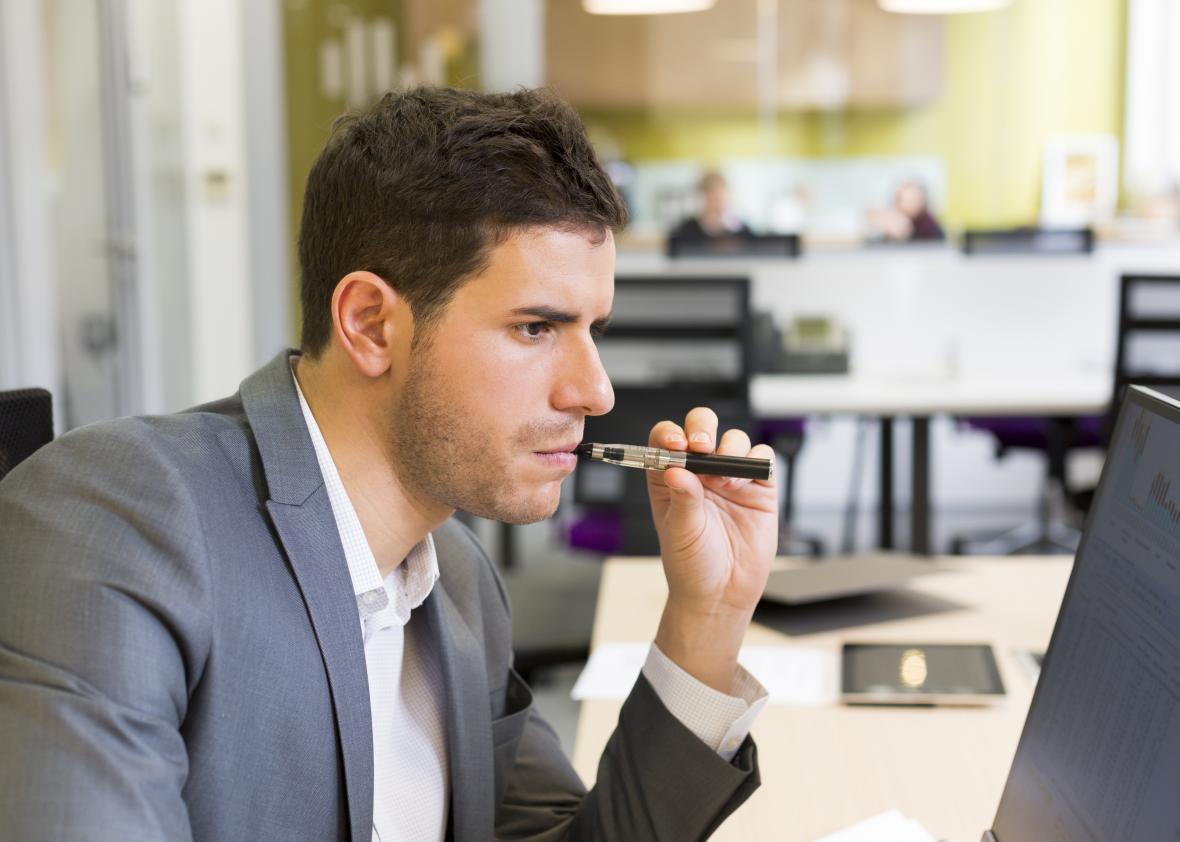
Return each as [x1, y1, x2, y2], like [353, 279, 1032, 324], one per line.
[555, 339, 614, 417]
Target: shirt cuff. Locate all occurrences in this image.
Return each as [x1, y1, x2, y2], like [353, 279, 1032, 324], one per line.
[641, 642, 770, 762]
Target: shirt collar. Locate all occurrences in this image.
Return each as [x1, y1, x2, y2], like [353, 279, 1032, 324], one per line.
[289, 357, 439, 631]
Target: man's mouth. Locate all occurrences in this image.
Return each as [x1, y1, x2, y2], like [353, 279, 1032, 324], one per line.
[530, 441, 581, 472]
[534, 440, 581, 455]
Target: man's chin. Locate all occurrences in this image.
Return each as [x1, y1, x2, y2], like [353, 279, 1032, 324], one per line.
[459, 491, 560, 526]
[501, 495, 562, 526]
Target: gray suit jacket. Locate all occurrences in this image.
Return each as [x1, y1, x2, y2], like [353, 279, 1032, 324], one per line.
[0, 351, 758, 841]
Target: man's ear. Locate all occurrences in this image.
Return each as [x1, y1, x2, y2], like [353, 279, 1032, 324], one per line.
[330, 270, 406, 378]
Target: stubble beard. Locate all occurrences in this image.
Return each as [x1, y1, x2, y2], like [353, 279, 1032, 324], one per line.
[387, 342, 563, 526]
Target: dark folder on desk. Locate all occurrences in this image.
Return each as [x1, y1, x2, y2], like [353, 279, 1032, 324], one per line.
[760, 552, 937, 606]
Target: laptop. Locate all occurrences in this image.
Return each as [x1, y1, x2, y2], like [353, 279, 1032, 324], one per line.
[760, 552, 939, 605]
[983, 385, 1180, 841]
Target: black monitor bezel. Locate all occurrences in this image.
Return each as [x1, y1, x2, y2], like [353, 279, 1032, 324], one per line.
[988, 384, 1180, 839]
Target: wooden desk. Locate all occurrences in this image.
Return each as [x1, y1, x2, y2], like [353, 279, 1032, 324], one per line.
[572, 557, 1073, 842]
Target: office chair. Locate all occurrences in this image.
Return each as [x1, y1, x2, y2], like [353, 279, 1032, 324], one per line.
[0, 388, 54, 482]
[1070, 273, 1180, 515]
[954, 273, 1180, 554]
[757, 417, 824, 557]
[950, 415, 1103, 555]
[567, 276, 756, 555]
[951, 227, 1100, 555]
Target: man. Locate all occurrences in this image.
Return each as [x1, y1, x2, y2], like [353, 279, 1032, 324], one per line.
[0, 87, 776, 840]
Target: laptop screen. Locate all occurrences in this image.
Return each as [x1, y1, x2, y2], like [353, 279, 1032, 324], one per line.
[991, 387, 1180, 841]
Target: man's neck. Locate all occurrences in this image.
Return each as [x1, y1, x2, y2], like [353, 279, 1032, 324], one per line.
[293, 355, 451, 578]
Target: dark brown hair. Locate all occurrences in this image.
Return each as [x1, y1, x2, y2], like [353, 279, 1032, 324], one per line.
[297, 86, 628, 356]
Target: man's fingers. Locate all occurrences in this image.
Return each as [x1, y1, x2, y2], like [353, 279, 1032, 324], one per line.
[649, 419, 687, 450]
[715, 428, 751, 456]
[747, 442, 777, 487]
[683, 407, 719, 452]
[649, 413, 774, 490]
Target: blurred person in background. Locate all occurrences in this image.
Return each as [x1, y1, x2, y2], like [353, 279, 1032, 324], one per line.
[669, 169, 753, 243]
[866, 178, 944, 242]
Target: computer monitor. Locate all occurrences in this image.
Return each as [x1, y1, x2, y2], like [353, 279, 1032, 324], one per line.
[985, 385, 1180, 841]
[666, 231, 801, 259]
[961, 227, 1093, 255]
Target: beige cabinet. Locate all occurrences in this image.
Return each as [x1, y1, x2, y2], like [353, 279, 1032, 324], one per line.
[545, 0, 944, 109]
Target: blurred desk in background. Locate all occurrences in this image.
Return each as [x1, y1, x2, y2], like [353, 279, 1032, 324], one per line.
[572, 557, 1072, 842]
[752, 373, 1111, 554]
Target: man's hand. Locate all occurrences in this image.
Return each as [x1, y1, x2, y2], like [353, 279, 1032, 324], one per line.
[648, 407, 778, 694]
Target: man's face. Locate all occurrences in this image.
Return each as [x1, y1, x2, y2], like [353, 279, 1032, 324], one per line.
[387, 226, 616, 525]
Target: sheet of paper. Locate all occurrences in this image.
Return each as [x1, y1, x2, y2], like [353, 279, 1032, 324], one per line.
[812, 809, 939, 842]
[571, 642, 839, 705]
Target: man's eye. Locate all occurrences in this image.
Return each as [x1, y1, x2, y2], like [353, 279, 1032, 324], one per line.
[518, 322, 551, 339]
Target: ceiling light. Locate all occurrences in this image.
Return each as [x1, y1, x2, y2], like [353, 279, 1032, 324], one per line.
[878, 0, 1011, 13]
[583, 0, 716, 15]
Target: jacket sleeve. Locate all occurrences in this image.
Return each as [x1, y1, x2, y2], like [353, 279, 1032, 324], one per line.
[0, 422, 211, 841]
[493, 670, 759, 842]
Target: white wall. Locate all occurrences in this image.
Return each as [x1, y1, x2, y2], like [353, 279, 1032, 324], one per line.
[242, 0, 294, 368]
[479, 0, 544, 91]
[1124, 0, 1180, 199]
[0, 2, 60, 414]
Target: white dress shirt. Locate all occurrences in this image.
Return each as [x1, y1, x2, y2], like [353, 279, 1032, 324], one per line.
[290, 362, 768, 841]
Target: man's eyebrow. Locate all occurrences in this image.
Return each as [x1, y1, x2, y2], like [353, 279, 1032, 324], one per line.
[510, 306, 612, 331]
[510, 306, 579, 324]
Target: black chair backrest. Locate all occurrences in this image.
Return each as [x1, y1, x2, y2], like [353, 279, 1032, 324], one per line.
[1113, 275, 1180, 417]
[0, 388, 54, 481]
[575, 276, 753, 554]
[961, 227, 1093, 255]
[667, 231, 801, 259]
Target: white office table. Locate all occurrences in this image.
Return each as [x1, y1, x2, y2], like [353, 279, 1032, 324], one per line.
[572, 556, 1073, 842]
[752, 373, 1111, 418]
[752, 373, 1111, 553]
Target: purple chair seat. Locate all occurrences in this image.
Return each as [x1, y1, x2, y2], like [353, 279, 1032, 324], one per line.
[960, 416, 1105, 455]
[564, 509, 623, 555]
[758, 417, 807, 443]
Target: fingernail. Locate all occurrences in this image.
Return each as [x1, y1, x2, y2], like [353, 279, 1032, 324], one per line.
[690, 432, 710, 444]
[667, 434, 685, 445]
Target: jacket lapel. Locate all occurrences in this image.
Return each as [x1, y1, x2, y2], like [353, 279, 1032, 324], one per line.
[267, 497, 374, 842]
[421, 576, 494, 839]
[241, 351, 374, 842]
